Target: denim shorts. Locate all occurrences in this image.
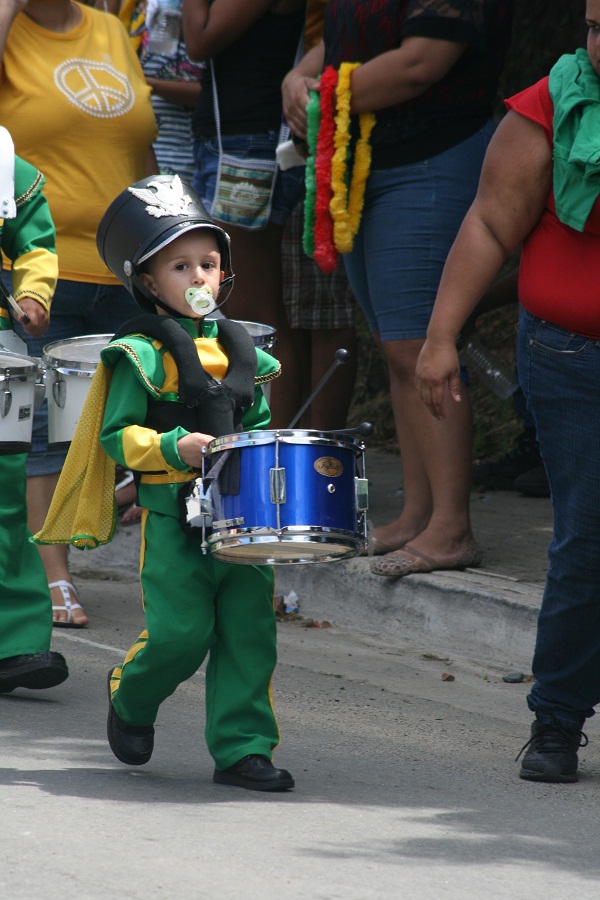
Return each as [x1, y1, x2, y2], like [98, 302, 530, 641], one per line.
[7, 277, 140, 476]
[192, 133, 303, 228]
[343, 120, 496, 341]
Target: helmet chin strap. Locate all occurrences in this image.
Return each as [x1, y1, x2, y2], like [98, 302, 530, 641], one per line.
[211, 274, 235, 312]
[134, 274, 235, 318]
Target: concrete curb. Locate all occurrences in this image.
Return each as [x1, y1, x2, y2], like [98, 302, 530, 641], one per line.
[274, 558, 541, 670]
[70, 527, 542, 671]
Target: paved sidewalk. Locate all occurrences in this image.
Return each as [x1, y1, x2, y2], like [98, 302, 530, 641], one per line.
[70, 447, 553, 672]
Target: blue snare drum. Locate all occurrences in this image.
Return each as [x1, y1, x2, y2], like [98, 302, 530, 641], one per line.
[206, 429, 369, 564]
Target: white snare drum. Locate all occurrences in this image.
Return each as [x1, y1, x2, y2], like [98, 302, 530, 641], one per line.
[205, 429, 369, 565]
[233, 320, 277, 356]
[0, 329, 28, 356]
[43, 334, 112, 448]
[0, 348, 39, 453]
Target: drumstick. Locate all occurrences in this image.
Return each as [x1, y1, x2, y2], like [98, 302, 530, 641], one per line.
[0, 279, 30, 325]
[287, 348, 350, 429]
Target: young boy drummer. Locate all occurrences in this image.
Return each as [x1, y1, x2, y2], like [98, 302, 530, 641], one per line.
[37, 174, 293, 790]
[0, 128, 69, 693]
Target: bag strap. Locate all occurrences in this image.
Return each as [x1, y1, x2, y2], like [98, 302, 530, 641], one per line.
[209, 27, 304, 156]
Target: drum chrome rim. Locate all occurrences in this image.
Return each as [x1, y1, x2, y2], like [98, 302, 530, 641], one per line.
[209, 429, 364, 454]
[0, 353, 39, 377]
[232, 319, 277, 345]
[208, 528, 362, 565]
[42, 334, 113, 375]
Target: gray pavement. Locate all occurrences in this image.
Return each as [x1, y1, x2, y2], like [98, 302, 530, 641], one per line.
[70, 447, 552, 672]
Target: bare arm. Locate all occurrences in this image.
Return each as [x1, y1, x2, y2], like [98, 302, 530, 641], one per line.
[0, 0, 26, 71]
[182, 0, 286, 62]
[146, 77, 201, 109]
[93, 0, 121, 13]
[146, 146, 160, 175]
[282, 34, 466, 141]
[415, 111, 553, 420]
[349, 37, 467, 114]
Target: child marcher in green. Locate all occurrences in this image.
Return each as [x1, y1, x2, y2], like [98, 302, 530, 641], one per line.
[96, 175, 293, 790]
[0, 129, 68, 693]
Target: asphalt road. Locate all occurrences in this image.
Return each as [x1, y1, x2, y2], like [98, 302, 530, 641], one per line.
[2, 575, 600, 899]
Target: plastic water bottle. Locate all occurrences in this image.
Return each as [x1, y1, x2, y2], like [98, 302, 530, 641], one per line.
[146, 0, 181, 57]
[284, 590, 300, 615]
[459, 336, 518, 399]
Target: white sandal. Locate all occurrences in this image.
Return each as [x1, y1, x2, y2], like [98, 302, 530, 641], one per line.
[49, 580, 88, 628]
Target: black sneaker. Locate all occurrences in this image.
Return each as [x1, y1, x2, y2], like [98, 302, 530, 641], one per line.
[472, 434, 541, 491]
[516, 718, 587, 783]
[0, 652, 68, 693]
[213, 754, 294, 791]
[514, 463, 550, 498]
[106, 669, 154, 765]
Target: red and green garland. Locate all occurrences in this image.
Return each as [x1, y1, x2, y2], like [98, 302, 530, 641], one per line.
[303, 62, 376, 274]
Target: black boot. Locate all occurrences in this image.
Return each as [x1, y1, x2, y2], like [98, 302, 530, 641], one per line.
[0, 652, 68, 693]
[213, 754, 294, 791]
[513, 463, 550, 498]
[517, 717, 587, 783]
[472, 432, 541, 491]
[106, 670, 154, 765]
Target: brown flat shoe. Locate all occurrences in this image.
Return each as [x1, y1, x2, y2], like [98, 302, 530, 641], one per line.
[370, 542, 483, 579]
[359, 534, 405, 557]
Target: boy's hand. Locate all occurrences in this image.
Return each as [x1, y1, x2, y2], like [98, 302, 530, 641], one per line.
[17, 297, 49, 337]
[177, 431, 215, 469]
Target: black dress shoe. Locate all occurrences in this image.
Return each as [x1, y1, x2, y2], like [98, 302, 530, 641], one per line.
[213, 754, 294, 791]
[0, 652, 68, 693]
[106, 669, 154, 766]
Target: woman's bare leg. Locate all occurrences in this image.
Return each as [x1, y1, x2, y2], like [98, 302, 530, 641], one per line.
[374, 337, 477, 558]
[26, 472, 89, 626]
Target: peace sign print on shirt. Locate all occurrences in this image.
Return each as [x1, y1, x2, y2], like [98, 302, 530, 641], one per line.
[54, 59, 135, 118]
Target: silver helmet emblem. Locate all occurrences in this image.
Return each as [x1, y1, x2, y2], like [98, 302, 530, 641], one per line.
[128, 175, 193, 218]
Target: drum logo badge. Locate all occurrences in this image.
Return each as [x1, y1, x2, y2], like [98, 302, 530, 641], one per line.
[314, 456, 343, 477]
[128, 176, 193, 218]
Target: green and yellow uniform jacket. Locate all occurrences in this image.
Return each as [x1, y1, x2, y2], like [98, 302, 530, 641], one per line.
[100, 317, 279, 517]
[0, 155, 57, 336]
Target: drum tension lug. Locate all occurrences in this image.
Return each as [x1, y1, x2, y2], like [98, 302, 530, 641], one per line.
[270, 466, 286, 504]
[0, 388, 11, 419]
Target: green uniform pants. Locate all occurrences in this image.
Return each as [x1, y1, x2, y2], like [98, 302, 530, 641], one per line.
[0, 455, 52, 658]
[110, 511, 280, 770]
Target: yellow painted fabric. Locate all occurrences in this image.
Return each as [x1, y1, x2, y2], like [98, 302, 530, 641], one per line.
[33, 364, 117, 549]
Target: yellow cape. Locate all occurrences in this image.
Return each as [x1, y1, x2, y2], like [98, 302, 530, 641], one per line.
[33, 363, 118, 549]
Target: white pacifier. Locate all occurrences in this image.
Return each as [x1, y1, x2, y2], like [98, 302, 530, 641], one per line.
[185, 285, 216, 317]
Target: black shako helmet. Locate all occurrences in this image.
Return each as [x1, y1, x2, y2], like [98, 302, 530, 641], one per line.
[96, 174, 234, 315]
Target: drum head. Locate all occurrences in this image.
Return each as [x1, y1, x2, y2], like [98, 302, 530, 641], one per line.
[0, 330, 28, 356]
[42, 334, 112, 372]
[0, 348, 38, 376]
[210, 535, 360, 565]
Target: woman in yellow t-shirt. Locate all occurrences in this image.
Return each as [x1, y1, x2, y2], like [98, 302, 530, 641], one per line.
[0, 0, 158, 627]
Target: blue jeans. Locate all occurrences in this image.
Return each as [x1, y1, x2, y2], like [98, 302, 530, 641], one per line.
[192, 133, 302, 227]
[8, 277, 140, 476]
[517, 308, 600, 726]
[344, 121, 495, 340]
